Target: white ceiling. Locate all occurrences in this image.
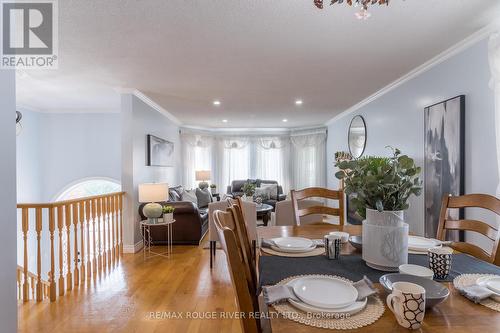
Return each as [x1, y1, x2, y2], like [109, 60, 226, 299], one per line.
[16, 0, 500, 128]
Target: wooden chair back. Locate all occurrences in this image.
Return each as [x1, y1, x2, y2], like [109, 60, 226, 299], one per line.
[231, 198, 257, 286]
[437, 193, 500, 265]
[291, 187, 345, 226]
[213, 210, 260, 333]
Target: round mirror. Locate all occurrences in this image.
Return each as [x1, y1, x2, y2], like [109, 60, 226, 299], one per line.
[348, 115, 366, 158]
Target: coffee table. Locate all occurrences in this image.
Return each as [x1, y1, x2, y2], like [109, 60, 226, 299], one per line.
[256, 203, 273, 226]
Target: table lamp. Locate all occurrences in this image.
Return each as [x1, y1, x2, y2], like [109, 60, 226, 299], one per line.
[195, 170, 211, 189]
[138, 183, 168, 224]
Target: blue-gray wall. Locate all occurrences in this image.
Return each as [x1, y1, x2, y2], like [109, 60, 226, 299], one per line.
[327, 38, 497, 249]
[121, 95, 181, 248]
[16, 111, 121, 202]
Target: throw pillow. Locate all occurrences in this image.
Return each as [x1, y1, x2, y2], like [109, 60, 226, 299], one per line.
[195, 188, 212, 208]
[254, 186, 271, 201]
[182, 189, 198, 205]
[261, 183, 278, 200]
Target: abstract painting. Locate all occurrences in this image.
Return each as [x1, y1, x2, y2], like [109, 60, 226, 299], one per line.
[424, 95, 465, 240]
[147, 134, 174, 167]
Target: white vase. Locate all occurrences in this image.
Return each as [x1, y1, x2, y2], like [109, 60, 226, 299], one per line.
[242, 195, 254, 202]
[362, 209, 409, 271]
[163, 213, 173, 223]
[210, 188, 216, 195]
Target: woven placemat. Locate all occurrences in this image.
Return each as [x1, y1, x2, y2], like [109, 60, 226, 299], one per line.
[453, 274, 500, 312]
[260, 247, 325, 257]
[270, 274, 385, 330]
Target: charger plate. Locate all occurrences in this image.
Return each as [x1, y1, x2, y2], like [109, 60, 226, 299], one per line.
[270, 274, 385, 330]
[453, 274, 500, 312]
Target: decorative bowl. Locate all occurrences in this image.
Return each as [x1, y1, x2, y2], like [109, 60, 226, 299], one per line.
[380, 273, 450, 308]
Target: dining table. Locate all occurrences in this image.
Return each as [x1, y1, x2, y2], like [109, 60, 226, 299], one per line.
[257, 224, 500, 333]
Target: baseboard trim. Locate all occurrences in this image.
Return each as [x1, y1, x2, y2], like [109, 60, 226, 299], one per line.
[123, 240, 144, 253]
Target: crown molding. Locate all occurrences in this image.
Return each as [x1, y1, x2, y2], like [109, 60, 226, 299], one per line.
[16, 104, 42, 113]
[132, 90, 183, 126]
[180, 124, 327, 135]
[325, 21, 500, 126]
[116, 88, 183, 126]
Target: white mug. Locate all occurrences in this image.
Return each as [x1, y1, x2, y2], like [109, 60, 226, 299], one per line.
[387, 282, 426, 330]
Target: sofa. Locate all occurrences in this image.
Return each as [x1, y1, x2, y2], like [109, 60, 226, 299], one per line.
[138, 185, 208, 245]
[226, 179, 286, 209]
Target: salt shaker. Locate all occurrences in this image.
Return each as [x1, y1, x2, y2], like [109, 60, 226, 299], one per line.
[324, 234, 342, 260]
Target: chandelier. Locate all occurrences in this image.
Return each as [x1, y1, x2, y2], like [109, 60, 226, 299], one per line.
[314, 0, 390, 20]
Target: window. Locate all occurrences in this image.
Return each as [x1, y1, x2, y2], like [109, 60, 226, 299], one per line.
[222, 144, 251, 189]
[55, 178, 121, 201]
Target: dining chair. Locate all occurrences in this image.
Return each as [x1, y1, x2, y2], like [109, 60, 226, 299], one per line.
[436, 193, 500, 265]
[275, 199, 324, 226]
[213, 210, 261, 333]
[208, 200, 232, 268]
[229, 201, 258, 291]
[291, 187, 345, 226]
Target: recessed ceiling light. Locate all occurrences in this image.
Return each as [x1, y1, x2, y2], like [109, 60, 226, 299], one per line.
[295, 99, 303, 106]
[222, 119, 228, 123]
[213, 100, 221, 106]
[282, 119, 288, 123]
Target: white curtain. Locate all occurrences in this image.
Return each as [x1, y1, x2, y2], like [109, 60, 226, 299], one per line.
[291, 129, 327, 190]
[489, 33, 500, 200]
[220, 137, 251, 191]
[255, 136, 291, 194]
[180, 129, 327, 195]
[181, 133, 215, 188]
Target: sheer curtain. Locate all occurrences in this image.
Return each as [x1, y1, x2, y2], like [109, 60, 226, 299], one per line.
[291, 129, 327, 190]
[220, 137, 251, 191]
[181, 128, 327, 194]
[255, 137, 291, 193]
[181, 133, 215, 188]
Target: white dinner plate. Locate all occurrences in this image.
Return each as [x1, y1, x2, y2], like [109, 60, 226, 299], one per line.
[288, 296, 367, 315]
[408, 236, 441, 252]
[476, 276, 500, 302]
[270, 244, 317, 253]
[487, 278, 500, 294]
[273, 237, 314, 250]
[292, 276, 358, 309]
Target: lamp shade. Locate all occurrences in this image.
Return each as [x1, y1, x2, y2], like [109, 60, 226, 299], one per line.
[195, 170, 211, 181]
[138, 183, 168, 203]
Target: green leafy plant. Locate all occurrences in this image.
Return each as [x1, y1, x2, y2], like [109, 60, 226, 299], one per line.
[162, 205, 175, 214]
[209, 184, 217, 189]
[241, 182, 256, 197]
[335, 147, 422, 218]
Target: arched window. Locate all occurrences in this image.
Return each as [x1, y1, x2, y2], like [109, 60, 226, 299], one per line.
[55, 178, 121, 201]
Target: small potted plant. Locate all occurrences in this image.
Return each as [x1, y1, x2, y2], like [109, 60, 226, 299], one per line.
[209, 184, 217, 195]
[241, 182, 256, 202]
[162, 205, 175, 223]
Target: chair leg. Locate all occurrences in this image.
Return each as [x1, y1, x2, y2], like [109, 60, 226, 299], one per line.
[210, 241, 217, 269]
[210, 241, 213, 269]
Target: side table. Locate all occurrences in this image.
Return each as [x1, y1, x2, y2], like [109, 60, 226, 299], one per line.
[140, 219, 175, 260]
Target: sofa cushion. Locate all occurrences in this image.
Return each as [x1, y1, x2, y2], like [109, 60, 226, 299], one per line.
[230, 180, 247, 193]
[182, 189, 198, 205]
[255, 186, 272, 201]
[260, 183, 278, 200]
[169, 186, 184, 202]
[195, 188, 212, 208]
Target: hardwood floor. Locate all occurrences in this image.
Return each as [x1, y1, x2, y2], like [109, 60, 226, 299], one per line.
[18, 244, 242, 333]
